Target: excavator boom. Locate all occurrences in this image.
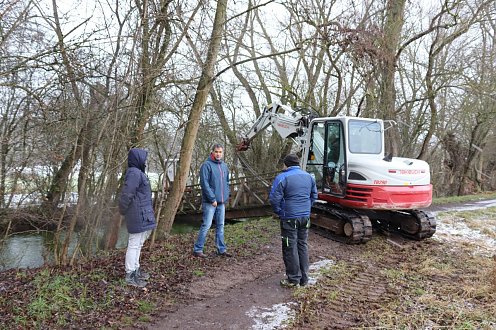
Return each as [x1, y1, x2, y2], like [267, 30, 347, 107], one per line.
[236, 103, 309, 152]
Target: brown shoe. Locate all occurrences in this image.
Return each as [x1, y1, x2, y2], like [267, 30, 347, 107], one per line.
[216, 252, 233, 257]
[193, 251, 207, 258]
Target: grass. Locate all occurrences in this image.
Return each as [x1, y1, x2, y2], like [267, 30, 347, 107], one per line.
[0, 216, 280, 328]
[289, 208, 496, 329]
[192, 269, 205, 276]
[1, 195, 495, 328]
[454, 208, 496, 239]
[432, 191, 496, 205]
[223, 217, 278, 256]
[24, 269, 99, 327]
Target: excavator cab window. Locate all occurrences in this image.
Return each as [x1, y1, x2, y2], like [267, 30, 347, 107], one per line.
[348, 120, 382, 154]
[323, 121, 346, 196]
[305, 120, 346, 196]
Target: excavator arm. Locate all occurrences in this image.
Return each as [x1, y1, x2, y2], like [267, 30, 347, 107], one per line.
[236, 102, 310, 151]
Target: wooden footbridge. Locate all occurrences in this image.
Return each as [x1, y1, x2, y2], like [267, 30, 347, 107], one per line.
[166, 172, 277, 222]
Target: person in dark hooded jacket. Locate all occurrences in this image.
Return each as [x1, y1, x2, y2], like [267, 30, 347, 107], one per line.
[119, 148, 156, 287]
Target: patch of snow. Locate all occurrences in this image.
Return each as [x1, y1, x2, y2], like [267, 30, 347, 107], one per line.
[307, 258, 335, 285]
[248, 302, 296, 330]
[432, 207, 496, 257]
[433, 199, 496, 212]
[248, 259, 335, 329]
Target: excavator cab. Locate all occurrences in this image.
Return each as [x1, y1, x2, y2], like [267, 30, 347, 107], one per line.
[305, 119, 346, 197]
[324, 121, 346, 196]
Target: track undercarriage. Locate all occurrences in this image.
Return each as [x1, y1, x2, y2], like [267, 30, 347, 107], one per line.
[311, 202, 436, 244]
[311, 203, 373, 244]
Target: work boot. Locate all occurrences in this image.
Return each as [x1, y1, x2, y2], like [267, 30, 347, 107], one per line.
[136, 267, 150, 280]
[125, 270, 147, 288]
[280, 279, 299, 288]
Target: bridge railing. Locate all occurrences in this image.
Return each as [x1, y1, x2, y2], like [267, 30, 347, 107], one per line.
[154, 172, 278, 217]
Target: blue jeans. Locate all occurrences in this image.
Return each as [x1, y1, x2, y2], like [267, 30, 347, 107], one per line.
[194, 203, 226, 254]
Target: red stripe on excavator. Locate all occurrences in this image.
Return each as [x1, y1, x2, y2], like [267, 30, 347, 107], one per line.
[318, 183, 433, 210]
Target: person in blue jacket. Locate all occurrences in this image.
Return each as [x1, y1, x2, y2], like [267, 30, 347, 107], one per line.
[119, 148, 156, 287]
[269, 154, 318, 288]
[193, 144, 231, 258]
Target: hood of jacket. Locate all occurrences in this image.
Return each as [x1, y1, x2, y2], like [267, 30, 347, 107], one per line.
[128, 148, 147, 172]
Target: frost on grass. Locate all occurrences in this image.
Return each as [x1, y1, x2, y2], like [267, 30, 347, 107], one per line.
[432, 206, 496, 257]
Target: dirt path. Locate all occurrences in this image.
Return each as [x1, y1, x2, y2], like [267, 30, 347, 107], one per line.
[147, 231, 340, 330]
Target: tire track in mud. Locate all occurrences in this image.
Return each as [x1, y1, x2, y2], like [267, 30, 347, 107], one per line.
[309, 264, 396, 329]
[305, 228, 407, 329]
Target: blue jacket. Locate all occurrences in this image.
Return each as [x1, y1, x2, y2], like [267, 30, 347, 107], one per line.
[200, 155, 230, 204]
[269, 166, 318, 220]
[119, 148, 157, 234]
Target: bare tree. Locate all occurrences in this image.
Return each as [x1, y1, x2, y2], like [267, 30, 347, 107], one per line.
[155, 0, 227, 239]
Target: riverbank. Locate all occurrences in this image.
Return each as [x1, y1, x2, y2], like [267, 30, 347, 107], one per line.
[0, 217, 281, 328]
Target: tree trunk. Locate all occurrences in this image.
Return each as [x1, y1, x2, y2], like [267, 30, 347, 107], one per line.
[43, 0, 85, 211]
[155, 0, 227, 240]
[380, 0, 406, 156]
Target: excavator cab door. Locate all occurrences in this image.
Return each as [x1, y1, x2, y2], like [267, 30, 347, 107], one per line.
[305, 120, 346, 196]
[323, 121, 346, 196]
[305, 122, 325, 190]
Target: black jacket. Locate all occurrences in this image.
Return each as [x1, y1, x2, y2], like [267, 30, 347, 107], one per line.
[119, 148, 157, 234]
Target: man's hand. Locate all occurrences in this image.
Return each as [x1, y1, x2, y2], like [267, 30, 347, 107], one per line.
[212, 201, 218, 207]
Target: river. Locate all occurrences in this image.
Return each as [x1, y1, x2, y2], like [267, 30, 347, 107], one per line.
[0, 220, 200, 272]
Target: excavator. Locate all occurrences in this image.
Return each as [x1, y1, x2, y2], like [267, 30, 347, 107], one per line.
[237, 102, 436, 244]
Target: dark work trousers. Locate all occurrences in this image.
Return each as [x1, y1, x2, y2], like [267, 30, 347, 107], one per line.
[280, 217, 310, 285]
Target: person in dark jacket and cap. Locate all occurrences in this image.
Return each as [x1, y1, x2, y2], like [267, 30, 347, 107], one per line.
[270, 153, 317, 288]
[119, 148, 156, 287]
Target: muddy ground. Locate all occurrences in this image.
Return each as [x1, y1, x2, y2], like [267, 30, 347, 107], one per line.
[1, 200, 495, 329]
[147, 229, 331, 330]
[144, 201, 496, 329]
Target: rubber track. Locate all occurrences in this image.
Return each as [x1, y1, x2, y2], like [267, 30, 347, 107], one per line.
[311, 203, 372, 244]
[373, 209, 437, 241]
[404, 209, 437, 240]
